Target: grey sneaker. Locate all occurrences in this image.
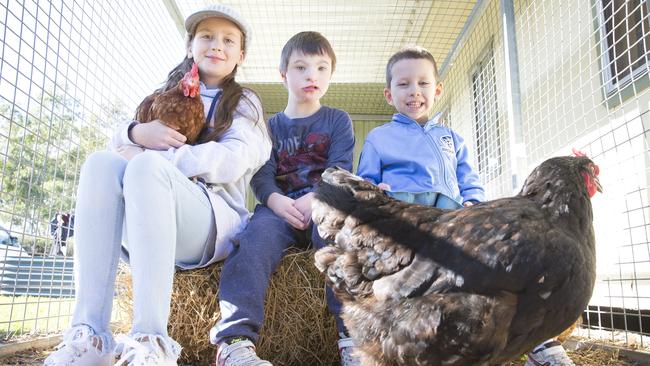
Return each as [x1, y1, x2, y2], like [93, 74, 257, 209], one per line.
[43, 325, 113, 366]
[216, 339, 272, 366]
[338, 337, 361, 366]
[525, 340, 575, 366]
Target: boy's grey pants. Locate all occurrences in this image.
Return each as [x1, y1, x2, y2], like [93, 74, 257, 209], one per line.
[210, 204, 345, 344]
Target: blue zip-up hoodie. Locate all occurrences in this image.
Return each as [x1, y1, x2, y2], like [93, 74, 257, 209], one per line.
[357, 113, 485, 204]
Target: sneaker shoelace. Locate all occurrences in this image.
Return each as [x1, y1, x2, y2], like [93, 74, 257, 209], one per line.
[114, 334, 162, 365]
[223, 347, 260, 366]
[46, 326, 102, 364]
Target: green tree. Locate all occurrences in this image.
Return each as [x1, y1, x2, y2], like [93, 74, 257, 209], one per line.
[0, 87, 128, 254]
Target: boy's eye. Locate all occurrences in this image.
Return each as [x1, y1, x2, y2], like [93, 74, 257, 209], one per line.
[200, 34, 211, 40]
[296, 66, 305, 71]
[319, 66, 328, 71]
[225, 38, 234, 44]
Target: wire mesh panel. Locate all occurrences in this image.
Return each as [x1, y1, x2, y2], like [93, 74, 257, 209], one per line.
[434, 0, 650, 349]
[514, 0, 650, 348]
[471, 43, 504, 184]
[0, 0, 182, 339]
[434, 0, 511, 198]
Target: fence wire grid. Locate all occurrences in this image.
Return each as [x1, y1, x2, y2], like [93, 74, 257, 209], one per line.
[0, 0, 649, 355]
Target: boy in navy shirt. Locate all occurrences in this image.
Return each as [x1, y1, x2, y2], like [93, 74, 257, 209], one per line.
[211, 32, 358, 366]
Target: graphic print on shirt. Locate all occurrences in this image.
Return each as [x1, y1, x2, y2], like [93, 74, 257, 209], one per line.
[440, 135, 455, 156]
[276, 132, 331, 197]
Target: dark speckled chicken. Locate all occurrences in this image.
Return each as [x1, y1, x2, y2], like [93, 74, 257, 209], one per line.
[312, 155, 602, 366]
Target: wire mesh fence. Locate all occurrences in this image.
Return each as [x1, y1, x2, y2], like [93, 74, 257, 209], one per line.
[514, 0, 650, 348]
[0, 0, 649, 355]
[0, 0, 182, 339]
[436, 0, 650, 350]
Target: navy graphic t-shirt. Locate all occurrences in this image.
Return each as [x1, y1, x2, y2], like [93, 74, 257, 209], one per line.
[251, 106, 354, 203]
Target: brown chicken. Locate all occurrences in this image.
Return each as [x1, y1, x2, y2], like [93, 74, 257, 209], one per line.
[134, 63, 204, 144]
[312, 155, 602, 366]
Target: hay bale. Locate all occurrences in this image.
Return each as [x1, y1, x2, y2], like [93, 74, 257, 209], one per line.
[115, 249, 339, 366]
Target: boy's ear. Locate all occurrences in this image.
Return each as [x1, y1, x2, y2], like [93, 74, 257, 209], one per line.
[280, 69, 287, 84]
[236, 50, 245, 66]
[384, 87, 394, 106]
[435, 82, 444, 98]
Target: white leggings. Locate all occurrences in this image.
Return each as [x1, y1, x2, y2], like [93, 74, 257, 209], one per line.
[71, 150, 215, 343]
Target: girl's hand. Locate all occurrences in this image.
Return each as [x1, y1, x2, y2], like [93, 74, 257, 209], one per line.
[117, 145, 145, 161]
[131, 120, 187, 150]
[267, 192, 306, 230]
[463, 201, 475, 207]
[293, 192, 314, 228]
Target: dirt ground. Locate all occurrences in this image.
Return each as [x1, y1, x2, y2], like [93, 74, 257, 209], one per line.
[0, 344, 641, 366]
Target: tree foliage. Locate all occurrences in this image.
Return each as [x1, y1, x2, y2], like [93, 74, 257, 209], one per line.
[0, 87, 129, 253]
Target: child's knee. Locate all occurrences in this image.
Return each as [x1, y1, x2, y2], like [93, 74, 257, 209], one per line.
[81, 151, 127, 178]
[124, 152, 169, 178]
[122, 152, 173, 192]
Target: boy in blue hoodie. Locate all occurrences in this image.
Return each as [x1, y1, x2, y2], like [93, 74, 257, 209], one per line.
[358, 45, 574, 366]
[357, 45, 485, 208]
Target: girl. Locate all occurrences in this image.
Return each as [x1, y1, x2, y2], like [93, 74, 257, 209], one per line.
[44, 4, 271, 366]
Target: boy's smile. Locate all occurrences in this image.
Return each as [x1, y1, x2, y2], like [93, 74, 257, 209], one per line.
[384, 58, 443, 124]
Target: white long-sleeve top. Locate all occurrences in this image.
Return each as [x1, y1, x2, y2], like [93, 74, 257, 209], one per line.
[109, 85, 272, 268]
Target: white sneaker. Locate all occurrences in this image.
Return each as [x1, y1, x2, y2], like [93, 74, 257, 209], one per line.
[216, 339, 272, 366]
[338, 337, 361, 366]
[114, 333, 181, 366]
[43, 325, 114, 366]
[525, 340, 575, 366]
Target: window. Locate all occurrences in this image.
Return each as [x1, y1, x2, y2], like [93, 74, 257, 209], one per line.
[598, 0, 650, 93]
[471, 45, 503, 182]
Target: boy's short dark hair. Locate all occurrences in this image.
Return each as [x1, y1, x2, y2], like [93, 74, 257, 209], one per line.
[385, 45, 440, 86]
[279, 31, 337, 74]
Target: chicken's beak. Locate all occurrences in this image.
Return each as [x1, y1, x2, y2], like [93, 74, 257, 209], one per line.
[595, 177, 603, 193]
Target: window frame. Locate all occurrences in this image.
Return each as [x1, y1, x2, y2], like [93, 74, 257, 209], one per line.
[594, 0, 650, 107]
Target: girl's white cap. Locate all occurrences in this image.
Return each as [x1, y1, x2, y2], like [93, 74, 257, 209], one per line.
[185, 4, 251, 52]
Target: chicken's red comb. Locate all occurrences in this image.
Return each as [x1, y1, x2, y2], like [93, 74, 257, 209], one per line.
[572, 148, 587, 157]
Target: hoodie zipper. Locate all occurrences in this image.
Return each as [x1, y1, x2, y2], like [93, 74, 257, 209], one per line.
[393, 113, 457, 197]
[413, 117, 457, 197]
